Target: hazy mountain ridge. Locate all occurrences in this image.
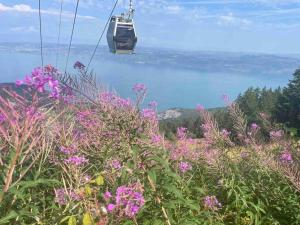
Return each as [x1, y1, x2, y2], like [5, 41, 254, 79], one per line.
[0, 42, 299, 76]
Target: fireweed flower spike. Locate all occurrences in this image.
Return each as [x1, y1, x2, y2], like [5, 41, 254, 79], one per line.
[280, 150, 293, 163]
[250, 123, 260, 131]
[142, 108, 156, 120]
[111, 159, 122, 170]
[104, 191, 112, 200]
[148, 101, 158, 108]
[64, 155, 88, 166]
[17, 65, 61, 100]
[60, 146, 77, 155]
[107, 203, 116, 212]
[270, 130, 284, 141]
[54, 188, 81, 205]
[196, 104, 205, 112]
[0, 113, 5, 123]
[179, 161, 192, 173]
[177, 127, 187, 140]
[132, 83, 147, 93]
[15, 80, 24, 86]
[73, 61, 86, 70]
[107, 184, 145, 218]
[221, 94, 230, 104]
[203, 195, 222, 211]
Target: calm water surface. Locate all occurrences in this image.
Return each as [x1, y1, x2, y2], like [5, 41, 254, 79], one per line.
[0, 52, 291, 110]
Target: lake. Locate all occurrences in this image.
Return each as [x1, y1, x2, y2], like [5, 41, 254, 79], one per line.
[0, 45, 296, 110]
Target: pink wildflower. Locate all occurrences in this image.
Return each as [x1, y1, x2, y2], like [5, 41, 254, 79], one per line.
[104, 191, 112, 200]
[132, 83, 147, 93]
[15, 80, 24, 86]
[250, 123, 259, 131]
[221, 129, 230, 138]
[142, 108, 156, 120]
[111, 159, 122, 170]
[203, 195, 222, 211]
[18, 65, 61, 99]
[280, 150, 293, 163]
[54, 188, 81, 205]
[64, 155, 88, 166]
[148, 101, 158, 108]
[74, 61, 85, 70]
[151, 134, 162, 144]
[177, 127, 187, 140]
[270, 130, 284, 141]
[179, 161, 192, 173]
[221, 94, 230, 103]
[0, 113, 5, 123]
[105, 184, 145, 217]
[107, 204, 115, 212]
[196, 104, 204, 112]
[60, 146, 77, 155]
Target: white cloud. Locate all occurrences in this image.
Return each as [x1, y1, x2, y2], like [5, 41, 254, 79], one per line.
[218, 13, 251, 26]
[10, 26, 38, 33]
[0, 3, 95, 19]
[165, 5, 182, 14]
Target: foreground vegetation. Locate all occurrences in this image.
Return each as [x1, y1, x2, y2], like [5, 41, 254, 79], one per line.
[1, 63, 300, 224]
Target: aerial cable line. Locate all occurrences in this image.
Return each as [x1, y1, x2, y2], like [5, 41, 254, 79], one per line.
[38, 0, 44, 68]
[56, 0, 64, 68]
[64, 0, 80, 74]
[86, 0, 119, 70]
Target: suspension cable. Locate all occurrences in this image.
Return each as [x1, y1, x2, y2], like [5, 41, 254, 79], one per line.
[38, 0, 44, 68]
[55, 0, 64, 68]
[86, 0, 119, 70]
[64, 0, 80, 74]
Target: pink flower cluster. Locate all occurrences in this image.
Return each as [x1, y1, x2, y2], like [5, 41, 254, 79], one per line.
[270, 130, 284, 141]
[99, 92, 132, 109]
[25, 106, 44, 120]
[60, 146, 77, 155]
[196, 104, 205, 112]
[250, 123, 260, 133]
[142, 108, 156, 121]
[151, 134, 162, 145]
[104, 184, 145, 218]
[73, 61, 85, 70]
[0, 113, 5, 123]
[177, 127, 187, 140]
[280, 150, 293, 163]
[75, 110, 98, 129]
[201, 123, 215, 146]
[64, 155, 88, 166]
[170, 129, 199, 161]
[132, 83, 147, 93]
[203, 195, 222, 211]
[54, 188, 81, 205]
[16, 65, 60, 99]
[59, 145, 88, 166]
[111, 159, 122, 170]
[221, 129, 231, 139]
[179, 161, 192, 173]
[148, 101, 158, 108]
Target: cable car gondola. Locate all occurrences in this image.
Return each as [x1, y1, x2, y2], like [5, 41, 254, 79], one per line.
[106, 0, 137, 54]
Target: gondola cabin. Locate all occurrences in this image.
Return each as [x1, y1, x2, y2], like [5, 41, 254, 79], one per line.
[106, 16, 137, 54]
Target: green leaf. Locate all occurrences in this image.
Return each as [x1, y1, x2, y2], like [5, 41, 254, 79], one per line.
[148, 170, 157, 185]
[0, 211, 18, 224]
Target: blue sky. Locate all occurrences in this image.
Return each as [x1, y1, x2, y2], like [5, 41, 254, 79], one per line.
[1, 0, 300, 53]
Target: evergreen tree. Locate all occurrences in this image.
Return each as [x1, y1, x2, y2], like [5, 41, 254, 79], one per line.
[275, 69, 300, 130]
